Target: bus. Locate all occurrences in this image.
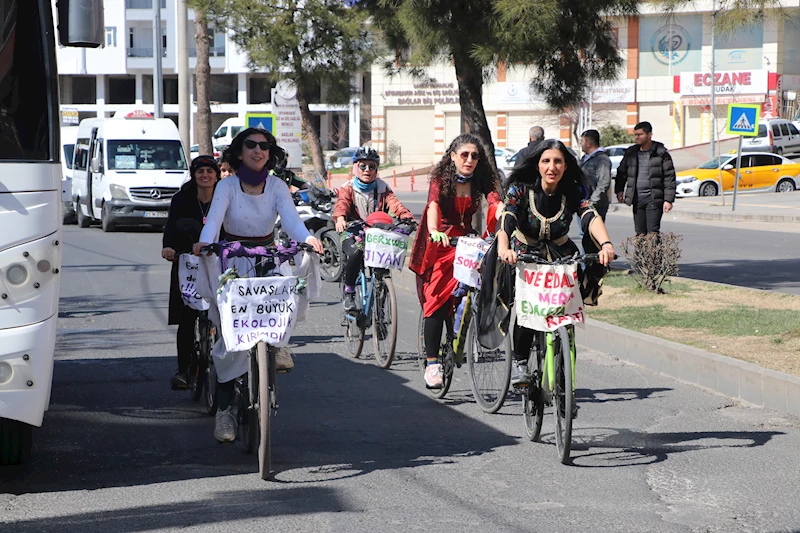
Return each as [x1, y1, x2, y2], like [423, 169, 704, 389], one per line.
[0, 0, 103, 465]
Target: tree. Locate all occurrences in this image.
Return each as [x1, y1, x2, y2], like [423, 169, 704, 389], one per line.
[207, 0, 377, 178]
[189, 0, 213, 157]
[653, 0, 789, 36]
[364, 0, 638, 165]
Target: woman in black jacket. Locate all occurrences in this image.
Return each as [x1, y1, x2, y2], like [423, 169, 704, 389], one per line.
[161, 155, 220, 389]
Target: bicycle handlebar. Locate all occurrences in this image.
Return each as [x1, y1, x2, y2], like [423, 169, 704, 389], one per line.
[200, 240, 315, 260]
[344, 218, 417, 235]
[515, 252, 617, 265]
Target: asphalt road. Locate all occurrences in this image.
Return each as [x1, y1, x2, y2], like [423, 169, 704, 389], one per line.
[2, 225, 799, 533]
[396, 191, 800, 295]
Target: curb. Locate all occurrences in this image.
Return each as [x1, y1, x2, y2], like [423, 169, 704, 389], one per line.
[389, 269, 800, 417]
[606, 203, 800, 223]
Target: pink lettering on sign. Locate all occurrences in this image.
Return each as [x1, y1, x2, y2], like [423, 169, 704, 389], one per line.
[694, 72, 753, 87]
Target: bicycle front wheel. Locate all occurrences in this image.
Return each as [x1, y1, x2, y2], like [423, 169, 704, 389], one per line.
[372, 277, 398, 369]
[256, 342, 272, 480]
[553, 326, 574, 464]
[191, 316, 210, 402]
[343, 282, 365, 358]
[523, 334, 545, 441]
[466, 317, 512, 414]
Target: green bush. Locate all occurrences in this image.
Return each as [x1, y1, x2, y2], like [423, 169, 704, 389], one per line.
[600, 124, 635, 147]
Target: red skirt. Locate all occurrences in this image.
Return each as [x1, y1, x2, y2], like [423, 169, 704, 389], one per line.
[415, 227, 467, 318]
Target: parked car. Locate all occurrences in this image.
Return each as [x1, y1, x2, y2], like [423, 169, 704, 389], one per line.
[741, 118, 800, 156]
[675, 152, 799, 197]
[604, 144, 634, 178]
[190, 144, 224, 161]
[212, 118, 245, 148]
[326, 147, 359, 169]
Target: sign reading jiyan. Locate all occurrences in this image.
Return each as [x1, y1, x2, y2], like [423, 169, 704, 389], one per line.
[363, 228, 409, 270]
[515, 262, 584, 332]
[217, 277, 301, 351]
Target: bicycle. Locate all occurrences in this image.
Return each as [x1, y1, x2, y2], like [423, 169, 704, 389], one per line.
[511, 251, 604, 464]
[201, 239, 315, 480]
[341, 219, 416, 368]
[416, 236, 512, 409]
[186, 310, 219, 415]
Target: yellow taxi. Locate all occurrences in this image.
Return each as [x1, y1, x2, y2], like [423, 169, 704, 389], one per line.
[675, 152, 800, 197]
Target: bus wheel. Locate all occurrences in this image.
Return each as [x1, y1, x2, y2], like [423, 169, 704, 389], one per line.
[0, 418, 33, 466]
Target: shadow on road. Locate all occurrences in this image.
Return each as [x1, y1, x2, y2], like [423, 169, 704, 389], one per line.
[677, 258, 800, 293]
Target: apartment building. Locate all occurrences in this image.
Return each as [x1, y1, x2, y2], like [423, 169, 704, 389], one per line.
[54, 0, 358, 148]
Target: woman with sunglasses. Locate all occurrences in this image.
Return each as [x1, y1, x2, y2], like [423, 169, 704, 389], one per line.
[333, 146, 415, 312]
[193, 127, 323, 443]
[162, 155, 220, 390]
[408, 134, 503, 389]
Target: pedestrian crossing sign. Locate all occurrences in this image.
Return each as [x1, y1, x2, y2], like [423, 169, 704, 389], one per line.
[245, 113, 276, 134]
[725, 104, 760, 137]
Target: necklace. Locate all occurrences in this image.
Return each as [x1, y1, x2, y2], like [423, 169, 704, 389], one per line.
[455, 196, 469, 227]
[197, 196, 210, 225]
[241, 181, 264, 195]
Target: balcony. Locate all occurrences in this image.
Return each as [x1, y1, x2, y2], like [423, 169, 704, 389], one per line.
[188, 46, 226, 58]
[126, 0, 166, 8]
[127, 48, 168, 58]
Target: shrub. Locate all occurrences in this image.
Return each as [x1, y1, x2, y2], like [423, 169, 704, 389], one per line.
[600, 124, 635, 146]
[619, 232, 683, 293]
[387, 140, 401, 165]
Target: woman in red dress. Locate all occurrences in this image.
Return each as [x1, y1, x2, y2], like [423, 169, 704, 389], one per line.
[409, 134, 503, 389]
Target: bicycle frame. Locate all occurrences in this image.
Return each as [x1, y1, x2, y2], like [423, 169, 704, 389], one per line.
[345, 266, 390, 329]
[541, 325, 576, 393]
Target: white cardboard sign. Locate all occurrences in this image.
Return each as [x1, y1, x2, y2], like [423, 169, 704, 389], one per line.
[363, 228, 409, 270]
[453, 237, 489, 288]
[515, 262, 584, 332]
[179, 254, 210, 311]
[217, 276, 301, 351]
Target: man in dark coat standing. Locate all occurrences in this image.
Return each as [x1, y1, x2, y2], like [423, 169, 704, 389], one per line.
[513, 126, 545, 168]
[579, 129, 611, 220]
[614, 121, 676, 235]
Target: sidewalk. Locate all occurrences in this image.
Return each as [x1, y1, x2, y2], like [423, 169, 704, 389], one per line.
[609, 192, 800, 223]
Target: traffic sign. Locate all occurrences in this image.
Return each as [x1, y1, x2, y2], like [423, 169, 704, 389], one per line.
[725, 104, 760, 137]
[244, 113, 276, 134]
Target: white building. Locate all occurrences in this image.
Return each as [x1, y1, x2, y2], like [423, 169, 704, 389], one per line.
[54, 0, 360, 149]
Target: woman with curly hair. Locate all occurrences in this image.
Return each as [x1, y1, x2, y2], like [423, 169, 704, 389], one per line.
[409, 133, 503, 389]
[496, 139, 615, 389]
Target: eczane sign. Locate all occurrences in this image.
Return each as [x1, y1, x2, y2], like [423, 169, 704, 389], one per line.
[679, 69, 768, 96]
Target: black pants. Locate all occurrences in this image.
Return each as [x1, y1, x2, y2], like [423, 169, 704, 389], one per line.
[341, 236, 363, 287]
[513, 324, 536, 362]
[424, 304, 450, 362]
[176, 309, 198, 374]
[633, 199, 663, 235]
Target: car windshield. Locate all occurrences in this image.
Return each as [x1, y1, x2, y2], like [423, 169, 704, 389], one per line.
[698, 156, 734, 169]
[107, 140, 188, 170]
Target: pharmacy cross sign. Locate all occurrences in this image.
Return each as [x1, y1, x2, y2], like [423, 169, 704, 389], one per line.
[725, 104, 760, 137]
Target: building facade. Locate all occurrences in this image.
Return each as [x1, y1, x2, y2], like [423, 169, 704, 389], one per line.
[370, 3, 800, 163]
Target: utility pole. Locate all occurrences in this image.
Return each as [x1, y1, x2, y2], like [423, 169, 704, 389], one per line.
[177, 0, 191, 153]
[152, 0, 164, 118]
[710, 0, 717, 159]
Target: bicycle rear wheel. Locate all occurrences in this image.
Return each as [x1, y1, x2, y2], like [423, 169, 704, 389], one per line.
[553, 327, 574, 464]
[372, 277, 398, 369]
[523, 334, 545, 441]
[426, 316, 454, 400]
[466, 317, 512, 414]
[256, 342, 273, 480]
[342, 282, 365, 358]
[191, 316, 210, 402]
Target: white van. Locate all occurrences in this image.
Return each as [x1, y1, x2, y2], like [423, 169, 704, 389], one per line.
[60, 125, 78, 223]
[71, 115, 189, 232]
[212, 117, 245, 148]
[742, 118, 800, 156]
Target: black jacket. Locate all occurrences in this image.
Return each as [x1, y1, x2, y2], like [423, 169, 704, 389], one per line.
[513, 139, 544, 168]
[614, 141, 676, 205]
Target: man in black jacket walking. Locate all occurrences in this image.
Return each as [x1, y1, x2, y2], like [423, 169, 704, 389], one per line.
[513, 126, 545, 168]
[614, 121, 676, 234]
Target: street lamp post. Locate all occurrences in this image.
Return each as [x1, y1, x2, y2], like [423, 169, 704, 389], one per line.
[152, 0, 164, 118]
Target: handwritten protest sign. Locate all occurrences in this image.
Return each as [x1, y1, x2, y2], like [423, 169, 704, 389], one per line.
[363, 228, 409, 270]
[217, 276, 300, 351]
[179, 254, 210, 311]
[453, 237, 489, 288]
[515, 263, 584, 332]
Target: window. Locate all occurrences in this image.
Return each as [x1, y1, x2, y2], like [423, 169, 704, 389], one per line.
[780, 124, 790, 136]
[107, 140, 188, 170]
[105, 27, 117, 47]
[789, 124, 800, 136]
[772, 124, 782, 137]
[752, 154, 780, 167]
[62, 145, 75, 169]
[74, 138, 90, 171]
[757, 124, 768, 138]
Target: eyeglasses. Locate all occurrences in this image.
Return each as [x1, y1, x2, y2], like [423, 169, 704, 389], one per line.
[243, 139, 271, 150]
[458, 151, 480, 161]
[358, 162, 378, 171]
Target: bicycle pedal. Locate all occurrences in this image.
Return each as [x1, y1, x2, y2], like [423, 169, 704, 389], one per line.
[277, 368, 292, 374]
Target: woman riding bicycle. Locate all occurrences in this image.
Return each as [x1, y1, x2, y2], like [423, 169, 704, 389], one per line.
[495, 139, 615, 388]
[333, 146, 415, 312]
[192, 127, 323, 443]
[161, 155, 220, 390]
[408, 133, 503, 389]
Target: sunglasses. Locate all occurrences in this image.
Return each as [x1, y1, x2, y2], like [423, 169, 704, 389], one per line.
[243, 139, 271, 150]
[458, 151, 480, 161]
[358, 162, 378, 171]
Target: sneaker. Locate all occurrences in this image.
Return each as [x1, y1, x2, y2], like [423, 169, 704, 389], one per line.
[170, 372, 188, 390]
[214, 406, 236, 443]
[343, 291, 356, 312]
[275, 347, 294, 371]
[424, 363, 443, 389]
[510, 361, 531, 387]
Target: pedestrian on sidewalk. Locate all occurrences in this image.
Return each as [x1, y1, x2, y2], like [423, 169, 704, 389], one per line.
[614, 121, 676, 235]
[513, 126, 545, 168]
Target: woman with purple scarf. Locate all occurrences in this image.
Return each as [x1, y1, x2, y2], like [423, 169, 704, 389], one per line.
[193, 127, 323, 443]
